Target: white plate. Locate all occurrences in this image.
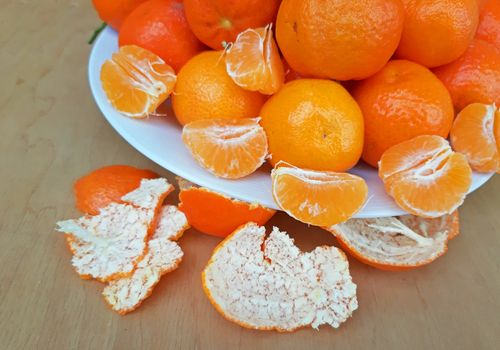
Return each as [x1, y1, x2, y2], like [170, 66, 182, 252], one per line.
[88, 27, 495, 218]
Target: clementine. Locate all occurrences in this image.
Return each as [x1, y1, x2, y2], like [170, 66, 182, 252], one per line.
[92, 0, 147, 30]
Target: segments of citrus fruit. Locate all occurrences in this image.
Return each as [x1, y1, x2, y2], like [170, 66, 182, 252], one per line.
[103, 205, 189, 314]
[74, 165, 158, 215]
[260, 79, 364, 171]
[172, 51, 266, 125]
[101, 45, 176, 118]
[433, 39, 500, 111]
[202, 223, 358, 331]
[326, 211, 460, 271]
[353, 59, 454, 168]
[183, 0, 281, 50]
[57, 179, 173, 282]
[225, 24, 284, 95]
[178, 179, 275, 237]
[182, 118, 268, 179]
[379, 135, 472, 218]
[271, 163, 368, 226]
[276, 0, 404, 80]
[396, 0, 479, 68]
[450, 103, 500, 173]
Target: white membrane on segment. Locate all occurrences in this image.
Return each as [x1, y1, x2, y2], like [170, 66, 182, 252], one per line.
[56, 178, 172, 281]
[103, 205, 189, 314]
[202, 223, 358, 331]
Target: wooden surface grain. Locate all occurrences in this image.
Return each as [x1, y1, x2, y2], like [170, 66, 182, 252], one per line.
[1, 1, 499, 349]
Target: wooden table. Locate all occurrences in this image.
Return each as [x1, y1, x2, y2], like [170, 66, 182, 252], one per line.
[1, 1, 499, 349]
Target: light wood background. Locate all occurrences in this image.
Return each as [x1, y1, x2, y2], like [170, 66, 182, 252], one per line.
[1, 1, 499, 349]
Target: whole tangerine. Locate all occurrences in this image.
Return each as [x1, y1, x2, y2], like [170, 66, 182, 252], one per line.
[91, 0, 147, 30]
[172, 51, 266, 125]
[118, 0, 206, 71]
[353, 60, 454, 168]
[396, 0, 479, 68]
[260, 79, 364, 172]
[183, 0, 281, 50]
[276, 0, 404, 81]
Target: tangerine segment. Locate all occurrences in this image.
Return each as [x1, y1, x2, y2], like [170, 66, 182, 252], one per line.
[182, 118, 268, 179]
[379, 135, 472, 218]
[202, 223, 358, 331]
[225, 24, 285, 95]
[451, 103, 500, 173]
[57, 179, 173, 282]
[271, 164, 368, 226]
[74, 165, 158, 215]
[178, 181, 275, 238]
[326, 211, 459, 271]
[101, 45, 176, 118]
[103, 206, 189, 315]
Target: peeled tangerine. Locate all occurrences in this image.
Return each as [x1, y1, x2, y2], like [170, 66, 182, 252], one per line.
[103, 205, 189, 314]
[450, 103, 500, 173]
[379, 135, 472, 218]
[225, 24, 285, 95]
[177, 178, 275, 237]
[271, 163, 368, 226]
[101, 45, 176, 118]
[202, 223, 358, 331]
[57, 178, 173, 282]
[182, 118, 268, 179]
[326, 211, 459, 271]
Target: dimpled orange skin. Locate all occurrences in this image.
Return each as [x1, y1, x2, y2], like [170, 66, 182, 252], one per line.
[396, 0, 479, 68]
[172, 51, 266, 125]
[476, 0, 500, 48]
[183, 0, 281, 50]
[92, 0, 148, 30]
[353, 60, 454, 168]
[434, 39, 500, 111]
[275, 0, 404, 81]
[118, 0, 206, 72]
[260, 79, 364, 172]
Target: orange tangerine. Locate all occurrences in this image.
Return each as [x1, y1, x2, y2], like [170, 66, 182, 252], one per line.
[450, 103, 500, 173]
[379, 135, 472, 218]
[182, 118, 268, 179]
[271, 163, 368, 226]
[225, 24, 285, 95]
[100, 45, 176, 118]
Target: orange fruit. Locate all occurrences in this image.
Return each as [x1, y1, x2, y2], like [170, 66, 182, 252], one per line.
[396, 0, 479, 68]
[100, 45, 176, 118]
[450, 103, 500, 172]
[477, 0, 489, 12]
[434, 39, 500, 111]
[91, 0, 147, 30]
[271, 163, 368, 226]
[476, 0, 500, 48]
[379, 135, 472, 218]
[353, 60, 454, 168]
[326, 212, 460, 271]
[118, 0, 206, 71]
[183, 0, 281, 50]
[172, 51, 266, 125]
[276, 0, 404, 80]
[283, 59, 303, 83]
[178, 180, 275, 237]
[260, 79, 364, 171]
[202, 222, 358, 331]
[103, 205, 189, 314]
[182, 118, 268, 179]
[225, 25, 285, 95]
[74, 165, 159, 215]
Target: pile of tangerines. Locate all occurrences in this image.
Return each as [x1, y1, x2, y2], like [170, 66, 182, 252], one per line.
[65, 0, 500, 328]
